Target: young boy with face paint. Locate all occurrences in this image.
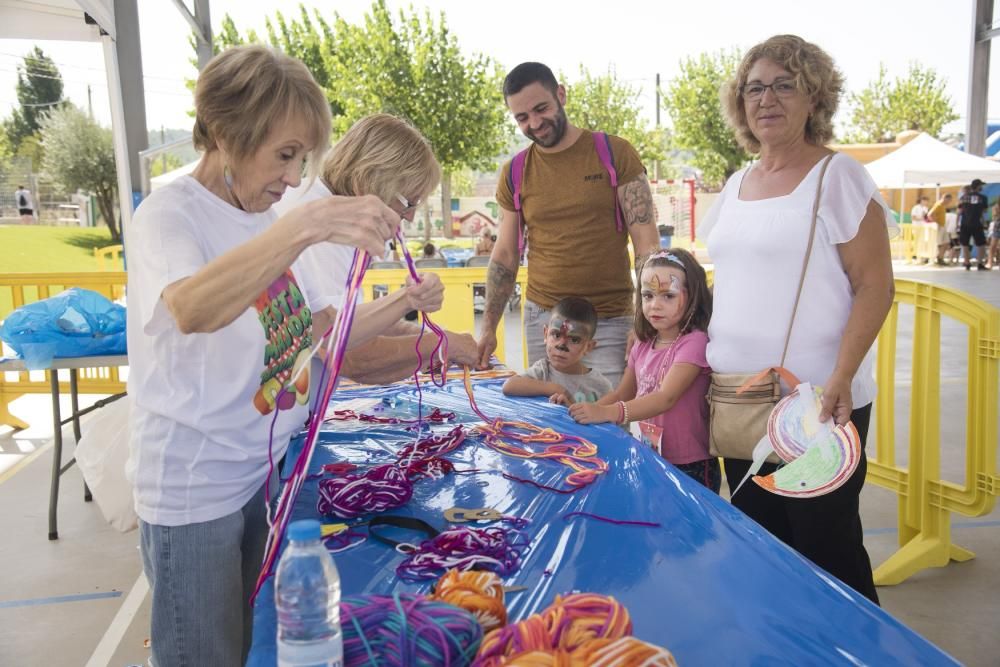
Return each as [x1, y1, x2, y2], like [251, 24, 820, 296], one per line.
[570, 249, 719, 492]
[503, 297, 613, 405]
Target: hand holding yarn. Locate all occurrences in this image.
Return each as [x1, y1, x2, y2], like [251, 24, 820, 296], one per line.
[404, 271, 445, 313]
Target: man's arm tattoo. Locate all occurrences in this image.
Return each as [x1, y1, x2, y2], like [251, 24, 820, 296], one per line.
[484, 260, 517, 326]
[621, 175, 655, 226]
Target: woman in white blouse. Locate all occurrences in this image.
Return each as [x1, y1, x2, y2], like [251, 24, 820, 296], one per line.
[700, 34, 894, 604]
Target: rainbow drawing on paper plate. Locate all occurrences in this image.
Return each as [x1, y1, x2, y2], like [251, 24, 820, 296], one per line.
[752, 384, 861, 498]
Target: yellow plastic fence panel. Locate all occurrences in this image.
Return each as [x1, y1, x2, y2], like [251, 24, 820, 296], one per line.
[889, 224, 917, 261]
[0, 272, 128, 429]
[94, 244, 124, 271]
[361, 266, 528, 368]
[870, 278, 1000, 585]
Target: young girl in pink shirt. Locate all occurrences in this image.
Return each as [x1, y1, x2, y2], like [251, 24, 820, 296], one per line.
[570, 248, 719, 492]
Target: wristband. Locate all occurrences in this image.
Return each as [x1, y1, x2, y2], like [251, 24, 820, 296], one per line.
[617, 401, 624, 424]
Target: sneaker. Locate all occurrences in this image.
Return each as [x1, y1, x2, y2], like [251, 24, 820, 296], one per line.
[977, 263, 988, 271]
[965, 263, 972, 270]
[935, 258, 947, 266]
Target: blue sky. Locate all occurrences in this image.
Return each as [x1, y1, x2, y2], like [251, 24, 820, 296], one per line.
[0, 0, 993, 137]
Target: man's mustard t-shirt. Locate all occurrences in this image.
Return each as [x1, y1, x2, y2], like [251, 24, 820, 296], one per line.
[496, 130, 646, 318]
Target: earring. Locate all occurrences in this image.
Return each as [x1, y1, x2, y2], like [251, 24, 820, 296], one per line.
[223, 164, 234, 190]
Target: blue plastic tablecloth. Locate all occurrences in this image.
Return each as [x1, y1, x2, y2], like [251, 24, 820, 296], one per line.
[248, 378, 957, 666]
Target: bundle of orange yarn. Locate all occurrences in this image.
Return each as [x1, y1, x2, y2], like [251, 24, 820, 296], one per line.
[430, 570, 508, 633]
[472, 592, 678, 666]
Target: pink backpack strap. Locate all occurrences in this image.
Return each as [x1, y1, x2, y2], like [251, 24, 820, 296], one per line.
[592, 131, 624, 234]
[509, 149, 529, 258]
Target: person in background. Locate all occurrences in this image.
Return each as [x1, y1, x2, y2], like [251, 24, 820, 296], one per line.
[275, 113, 479, 383]
[927, 193, 952, 266]
[986, 198, 1000, 269]
[477, 62, 661, 386]
[570, 248, 718, 493]
[476, 226, 496, 256]
[502, 296, 612, 405]
[14, 184, 34, 225]
[126, 47, 445, 666]
[910, 195, 932, 263]
[422, 241, 444, 260]
[959, 179, 989, 270]
[703, 34, 896, 604]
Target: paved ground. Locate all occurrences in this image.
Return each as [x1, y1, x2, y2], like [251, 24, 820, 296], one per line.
[0, 262, 996, 666]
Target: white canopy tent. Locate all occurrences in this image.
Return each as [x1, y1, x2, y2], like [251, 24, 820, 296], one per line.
[864, 132, 1000, 188]
[0, 0, 136, 229]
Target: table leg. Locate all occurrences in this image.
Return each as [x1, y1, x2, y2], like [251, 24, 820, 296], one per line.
[48, 371, 62, 541]
[68, 370, 92, 502]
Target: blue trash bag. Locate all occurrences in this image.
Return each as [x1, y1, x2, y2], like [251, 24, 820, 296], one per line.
[0, 288, 127, 369]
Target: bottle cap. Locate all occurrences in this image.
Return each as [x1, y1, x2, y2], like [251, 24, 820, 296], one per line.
[288, 519, 321, 542]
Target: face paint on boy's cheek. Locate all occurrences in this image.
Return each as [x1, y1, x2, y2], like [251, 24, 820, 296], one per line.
[549, 317, 583, 351]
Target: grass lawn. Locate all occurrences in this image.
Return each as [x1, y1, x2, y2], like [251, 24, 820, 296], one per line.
[0, 224, 118, 273]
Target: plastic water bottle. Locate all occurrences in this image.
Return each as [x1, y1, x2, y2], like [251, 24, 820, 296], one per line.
[276, 519, 344, 667]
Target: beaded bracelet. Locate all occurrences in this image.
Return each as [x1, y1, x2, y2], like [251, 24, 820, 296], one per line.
[619, 400, 630, 425]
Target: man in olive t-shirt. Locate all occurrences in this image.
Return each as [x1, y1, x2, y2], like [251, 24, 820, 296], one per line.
[475, 62, 660, 386]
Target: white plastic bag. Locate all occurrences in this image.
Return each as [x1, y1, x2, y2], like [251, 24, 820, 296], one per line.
[76, 394, 137, 533]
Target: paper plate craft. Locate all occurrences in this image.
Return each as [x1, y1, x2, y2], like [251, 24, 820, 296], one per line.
[751, 381, 861, 498]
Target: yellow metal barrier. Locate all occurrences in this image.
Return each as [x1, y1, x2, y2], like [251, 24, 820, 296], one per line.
[93, 244, 124, 271]
[870, 278, 1000, 585]
[0, 272, 128, 429]
[363, 266, 528, 366]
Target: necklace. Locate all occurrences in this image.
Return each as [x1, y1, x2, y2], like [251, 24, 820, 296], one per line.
[655, 334, 679, 348]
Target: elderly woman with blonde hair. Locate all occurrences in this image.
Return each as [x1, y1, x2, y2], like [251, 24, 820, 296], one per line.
[278, 112, 480, 382]
[126, 46, 445, 665]
[699, 34, 895, 604]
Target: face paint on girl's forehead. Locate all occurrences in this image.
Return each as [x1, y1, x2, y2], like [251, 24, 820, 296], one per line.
[641, 273, 683, 295]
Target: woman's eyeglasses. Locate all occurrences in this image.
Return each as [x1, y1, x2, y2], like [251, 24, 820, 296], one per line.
[741, 80, 798, 101]
[395, 194, 420, 213]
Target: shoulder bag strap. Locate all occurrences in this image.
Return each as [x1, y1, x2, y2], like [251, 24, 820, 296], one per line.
[779, 153, 835, 367]
[510, 149, 528, 260]
[592, 131, 625, 233]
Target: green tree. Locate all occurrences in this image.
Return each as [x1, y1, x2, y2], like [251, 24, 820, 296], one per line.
[4, 47, 65, 152]
[664, 50, 750, 188]
[326, 0, 510, 238]
[150, 152, 184, 177]
[563, 65, 665, 168]
[39, 105, 120, 241]
[845, 63, 959, 143]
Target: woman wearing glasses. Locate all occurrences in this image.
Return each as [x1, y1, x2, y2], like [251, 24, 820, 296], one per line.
[699, 35, 895, 604]
[278, 113, 480, 382]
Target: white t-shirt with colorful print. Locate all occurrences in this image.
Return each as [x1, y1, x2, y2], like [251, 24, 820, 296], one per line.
[126, 175, 330, 526]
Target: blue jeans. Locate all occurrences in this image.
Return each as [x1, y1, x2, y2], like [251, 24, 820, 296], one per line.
[524, 299, 631, 388]
[139, 474, 274, 667]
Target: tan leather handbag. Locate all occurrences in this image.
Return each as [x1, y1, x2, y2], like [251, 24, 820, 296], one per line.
[707, 154, 834, 461]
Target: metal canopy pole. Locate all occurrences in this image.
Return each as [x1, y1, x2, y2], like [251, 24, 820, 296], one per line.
[966, 0, 994, 156]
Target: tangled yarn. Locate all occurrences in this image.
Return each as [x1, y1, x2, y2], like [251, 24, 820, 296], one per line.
[316, 426, 467, 519]
[431, 570, 508, 633]
[462, 367, 608, 492]
[317, 463, 413, 519]
[340, 593, 482, 666]
[474, 593, 677, 666]
[396, 525, 529, 583]
[484, 637, 678, 667]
